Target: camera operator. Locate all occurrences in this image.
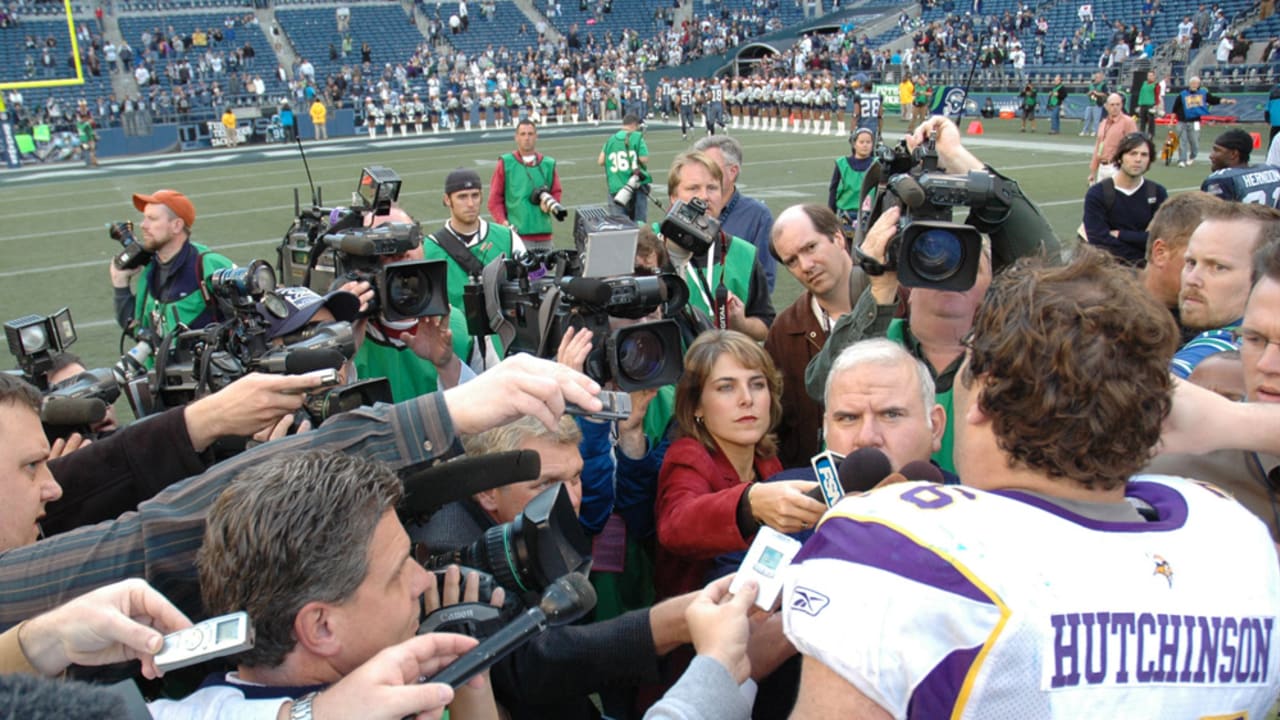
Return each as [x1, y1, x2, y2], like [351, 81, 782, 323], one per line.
[487, 120, 562, 251]
[804, 116, 1061, 471]
[45, 352, 118, 438]
[415, 415, 700, 720]
[659, 151, 775, 342]
[0, 353, 603, 630]
[350, 203, 481, 401]
[109, 189, 233, 338]
[599, 114, 651, 222]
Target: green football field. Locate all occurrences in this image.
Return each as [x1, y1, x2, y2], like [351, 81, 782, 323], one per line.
[1, 114, 1268, 377]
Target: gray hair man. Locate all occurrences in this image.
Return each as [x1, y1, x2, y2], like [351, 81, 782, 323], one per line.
[692, 135, 778, 291]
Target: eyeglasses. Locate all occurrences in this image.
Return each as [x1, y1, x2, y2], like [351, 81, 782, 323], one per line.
[1232, 329, 1280, 352]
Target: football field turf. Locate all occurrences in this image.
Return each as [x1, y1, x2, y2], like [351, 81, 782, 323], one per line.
[1, 115, 1267, 376]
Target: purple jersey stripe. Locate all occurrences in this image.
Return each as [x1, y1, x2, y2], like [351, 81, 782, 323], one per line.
[906, 644, 983, 720]
[794, 516, 996, 605]
[992, 480, 1189, 533]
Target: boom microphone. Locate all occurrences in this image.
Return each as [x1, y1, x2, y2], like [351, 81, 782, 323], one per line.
[888, 174, 927, 209]
[803, 446, 893, 503]
[256, 348, 347, 375]
[40, 397, 107, 427]
[560, 277, 613, 306]
[426, 572, 597, 688]
[398, 450, 542, 521]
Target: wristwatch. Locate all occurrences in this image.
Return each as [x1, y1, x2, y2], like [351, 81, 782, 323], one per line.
[290, 691, 319, 720]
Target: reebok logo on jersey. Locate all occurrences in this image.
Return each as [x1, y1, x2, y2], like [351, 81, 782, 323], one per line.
[791, 587, 830, 617]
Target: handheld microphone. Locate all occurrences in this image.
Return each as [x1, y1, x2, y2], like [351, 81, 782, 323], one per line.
[888, 174, 927, 209]
[426, 572, 596, 688]
[807, 450, 845, 507]
[898, 460, 944, 485]
[560, 277, 613, 306]
[398, 450, 542, 521]
[803, 446, 893, 504]
[40, 397, 107, 427]
[256, 348, 347, 375]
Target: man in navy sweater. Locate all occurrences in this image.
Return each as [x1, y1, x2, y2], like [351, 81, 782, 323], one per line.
[1082, 132, 1168, 265]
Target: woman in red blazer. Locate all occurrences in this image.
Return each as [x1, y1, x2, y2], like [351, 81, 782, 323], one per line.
[654, 330, 826, 599]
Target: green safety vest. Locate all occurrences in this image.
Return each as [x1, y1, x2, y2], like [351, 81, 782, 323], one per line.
[500, 153, 557, 237]
[422, 222, 514, 359]
[601, 130, 651, 194]
[133, 241, 233, 338]
[650, 222, 756, 317]
[353, 311, 472, 402]
[887, 318, 955, 473]
[834, 156, 875, 213]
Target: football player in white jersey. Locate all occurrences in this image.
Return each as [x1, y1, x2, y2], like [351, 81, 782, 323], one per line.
[784, 243, 1280, 718]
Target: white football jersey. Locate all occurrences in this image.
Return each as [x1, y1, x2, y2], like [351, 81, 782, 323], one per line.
[783, 476, 1280, 720]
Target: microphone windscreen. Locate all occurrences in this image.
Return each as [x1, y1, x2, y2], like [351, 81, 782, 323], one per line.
[561, 277, 613, 306]
[400, 450, 542, 519]
[899, 460, 945, 484]
[889, 175, 927, 209]
[282, 348, 346, 374]
[836, 447, 893, 494]
[540, 571, 598, 625]
[40, 397, 107, 427]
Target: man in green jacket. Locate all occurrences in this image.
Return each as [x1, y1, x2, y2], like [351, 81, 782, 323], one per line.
[487, 120, 562, 251]
[110, 189, 233, 339]
[598, 114, 651, 222]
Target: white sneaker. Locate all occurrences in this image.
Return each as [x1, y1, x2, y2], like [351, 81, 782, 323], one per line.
[1187, 157, 1194, 165]
[1178, 161, 1187, 167]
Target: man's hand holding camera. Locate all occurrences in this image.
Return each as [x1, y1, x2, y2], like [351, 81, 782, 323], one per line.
[859, 205, 902, 305]
[182, 371, 331, 451]
[108, 261, 141, 290]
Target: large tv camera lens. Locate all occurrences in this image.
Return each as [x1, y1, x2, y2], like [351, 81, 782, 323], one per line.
[424, 483, 591, 603]
[208, 260, 278, 308]
[896, 221, 983, 292]
[381, 259, 449, 322]
[907, 228, 965, 282]
[606, 319, 684, 392]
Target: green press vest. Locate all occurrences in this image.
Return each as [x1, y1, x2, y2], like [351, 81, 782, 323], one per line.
[501, 153, 557, 237]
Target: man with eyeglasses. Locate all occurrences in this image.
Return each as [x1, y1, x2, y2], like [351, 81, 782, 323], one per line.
[1148, 239, 1280, 541]
[1088, 94, 1138, 186]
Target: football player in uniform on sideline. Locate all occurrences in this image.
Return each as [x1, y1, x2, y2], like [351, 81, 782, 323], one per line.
[784, 247, 1280, 718]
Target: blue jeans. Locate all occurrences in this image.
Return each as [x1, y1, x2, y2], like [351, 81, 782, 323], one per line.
[1082, 105, 1101, 134]
[1050, 105, 1062, 133]
[1178, 120, 1200, 163]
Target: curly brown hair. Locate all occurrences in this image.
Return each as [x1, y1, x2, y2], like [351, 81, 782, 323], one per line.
[961, 246, 1179, 491]
[674, 329, 783, 458]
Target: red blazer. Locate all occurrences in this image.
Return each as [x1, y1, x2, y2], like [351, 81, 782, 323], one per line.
[654, 436, 783, 599]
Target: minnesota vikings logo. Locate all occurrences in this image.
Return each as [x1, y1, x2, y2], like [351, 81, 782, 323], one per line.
[1152, 555, 1174, 588]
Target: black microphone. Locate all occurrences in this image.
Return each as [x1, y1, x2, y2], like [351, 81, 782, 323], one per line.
[324, 232, 375, 256]
[888, 174, 927, 209]
[40, 397, 107, 427]
[398, 450, 541, 521]
[803, 446, 893, 503]
[256, 348, 347, 374]
[560, 277, 613, 306]
[426, 572, 597, 688]
[899, 460, 945, 484]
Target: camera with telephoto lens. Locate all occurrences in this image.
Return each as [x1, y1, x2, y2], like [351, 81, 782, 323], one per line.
[530, 185, 568, 222]
[422, 483, 591, 605]
[277, 166, 449, 322]
[660, 197, 721, 256]
[106, 221, 154, 271]
[612, 170, 646, 208]
[864, 137, 1012, 291]
[463, 249, 686, 391]
[206, 260, 278, 313]
[301, 376, 392, 425]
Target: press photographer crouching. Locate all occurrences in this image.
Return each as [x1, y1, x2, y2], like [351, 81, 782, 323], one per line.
[411, 415, 701, 720]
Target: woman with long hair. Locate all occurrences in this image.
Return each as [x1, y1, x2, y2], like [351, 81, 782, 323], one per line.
[654, 330, 825, 599]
